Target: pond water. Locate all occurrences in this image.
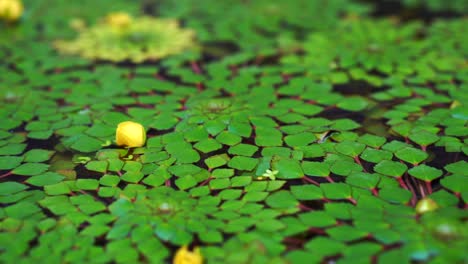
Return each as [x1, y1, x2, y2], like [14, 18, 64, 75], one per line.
[0, 0, 467, 263]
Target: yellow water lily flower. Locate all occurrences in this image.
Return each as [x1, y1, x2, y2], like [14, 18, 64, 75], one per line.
[173, 246, 203, 264]
[415, 197, 439, 214]
[105, 12, 132, 28]
[0, 0, 23, 22]
[69, 18, 86, 31]
[116, 121, 146, 148]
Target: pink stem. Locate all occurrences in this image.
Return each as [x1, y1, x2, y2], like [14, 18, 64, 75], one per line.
[0, 171, 12, 179]
[303, 176, 320, 186]
[298, 203, 313, 211]
[199, 177, 212, 187]
[425, 181, 432, 195]
[401, 176, 417, 206]
[397, 177, 409, 190]
[354, 156, 367, 172]
[155, 73, 165, 80]
[419, 183, 426, 197]
[191, 61, 202, 75]
[308, 227, 326, 235]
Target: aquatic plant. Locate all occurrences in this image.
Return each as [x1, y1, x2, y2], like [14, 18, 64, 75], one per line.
[0, 0, 23, 22]
[0, 0, 467, 263]
[54, 13, 197, 62]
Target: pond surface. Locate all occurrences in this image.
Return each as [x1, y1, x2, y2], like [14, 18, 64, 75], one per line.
[0, 0, 467, 263]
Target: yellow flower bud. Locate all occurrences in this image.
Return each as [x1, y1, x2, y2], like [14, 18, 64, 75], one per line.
[69, 18, 86, 31]
[105, 12, 132, 28]
[415, 197, 439, 214]
[115, 121, 146, 148]
[173, 246, 203, 264]
[0, 0, 23, 22]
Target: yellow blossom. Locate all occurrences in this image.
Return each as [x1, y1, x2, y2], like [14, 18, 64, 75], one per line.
[115, 121, 146, 148]
[0, 0, 23, 22]
[173, 246, 203, 264]
[105, 12, 132, 28]
[69, 18, 86, 31]
[450, 100, 461, 109]
[415, 197, 439, 214]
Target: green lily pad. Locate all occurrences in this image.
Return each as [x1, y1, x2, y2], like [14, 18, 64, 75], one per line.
[335, 141, 366, 157]
[0, 182, 28, 195]
[408, 131, 439, 147]
[228, 156, 258, 171]
[374, 160, 408, 178]
[395, 147, 429, 165]
[273, 158, 304, 179]
[408, 164, 443, 182]
[265, 191, 298, 209]
[0, 156, 23, 170]
[302, 161, 330, 177]
[12, 163, 49, 176]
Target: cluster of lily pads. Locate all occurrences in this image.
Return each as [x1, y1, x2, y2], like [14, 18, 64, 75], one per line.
[54, 13, 197, 62]
[0, 0, 467, 263]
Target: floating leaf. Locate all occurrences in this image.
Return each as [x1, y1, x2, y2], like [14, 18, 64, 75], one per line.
[273, 158, 304, 179]
[12, 163, 49, 176]
[299, 211, 337, 227]
[290, 185, 324, 200]
[0, 156, 23, 170]
[265, 191, 298, 209]
[408, 165, 443, 182]
[444, 161, 468, 176]
[76, 179, 100, 190]
[346, 172, 380, 189]
[321, 183, 353, 200]
[395, 147, 429, 165]
[337, 97, 369, 111]
[255, 128, 283, 147]
[335, 141, 366, 157]
[204, 154, 229, 169]
[85, 160, 108, 173]
[194, 139, 222, 153]
[228, 156, 258, 171]
[358, 134, 386, 148]
[374, 160, 407, 178]
[302, 161, 330, 177]
[284, 132, 315, 147]
[45, 182, 71, 195]
[228, 144, 258, 157]
[379, 186, 412, 204]
[0, 182, 28, 195]
[24, 149, 55, 163]
[440, 175, 466, 194]
[408, 131, 439, 147]
[26, 172, 65, 187]
[70, 135, 103, 153]
[360, 148, 393, 163]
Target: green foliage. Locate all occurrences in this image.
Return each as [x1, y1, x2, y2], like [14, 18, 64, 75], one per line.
[55, 16, 197, 62]
[0, 0, 467, 263]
